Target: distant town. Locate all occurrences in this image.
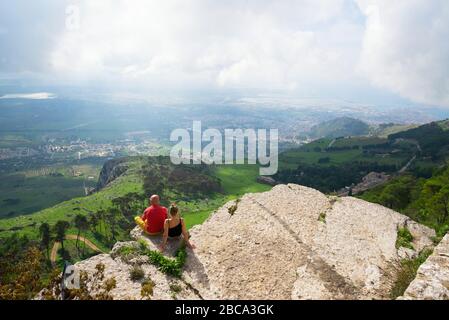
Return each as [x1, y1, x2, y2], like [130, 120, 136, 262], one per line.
[0, 138, 169, 174]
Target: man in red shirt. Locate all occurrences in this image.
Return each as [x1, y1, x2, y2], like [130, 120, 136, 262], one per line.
[135, 195, 168, 235]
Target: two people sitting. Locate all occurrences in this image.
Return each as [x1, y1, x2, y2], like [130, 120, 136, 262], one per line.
[134, 194, 195, 252]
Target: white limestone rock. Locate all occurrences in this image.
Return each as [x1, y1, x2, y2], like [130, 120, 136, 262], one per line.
[400, 234, 449, 300]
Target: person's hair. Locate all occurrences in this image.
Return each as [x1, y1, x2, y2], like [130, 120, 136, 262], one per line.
[170, 204, 179, 216]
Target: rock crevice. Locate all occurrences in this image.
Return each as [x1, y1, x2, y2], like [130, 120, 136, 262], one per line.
[400, 234, 449, 300]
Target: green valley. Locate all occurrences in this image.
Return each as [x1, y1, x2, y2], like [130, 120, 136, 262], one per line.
[0, 162, 101, 219]
[0, 156, 271, 259]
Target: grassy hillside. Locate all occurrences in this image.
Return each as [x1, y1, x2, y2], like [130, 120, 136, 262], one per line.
[309, 117, 370, 139]
[276, 136, 415, 192]
[0, 158, 146, 251]
[280, 136, 406, 168]
[439, 119, 449, 131]
[389, 121, 449, 159]
[276, 119, 449, 193]
[0, 157, 271, 250]
[372, 123, 419, 138]
[0, 163, 101, 219]
[170, 165, 271, 229]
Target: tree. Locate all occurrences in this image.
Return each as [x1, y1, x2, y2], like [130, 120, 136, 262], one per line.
[54, 220, 70, 251]
[96, 210, 107, 234]
[112, 193, 146, 222]
[143, 169, 165, 199]
[376, 179, 412, 210]
[39, 223, 51, 259]
[74, 215, 89, 252]
[88, 212, 99, 233]
[107, 208, 121, 242]
[433, 186, 449, 224]
[112, 196, 130, 220]
[422, 180, 449, 225]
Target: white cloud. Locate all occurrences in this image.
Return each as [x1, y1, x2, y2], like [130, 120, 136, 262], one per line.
[0, 92, 56, 100]
[1, 1, 449, 107]
[357, 0, 449, 106]
[50, 0, 362, 91]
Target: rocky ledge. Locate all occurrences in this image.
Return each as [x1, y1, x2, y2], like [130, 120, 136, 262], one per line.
[52, 184, 440, 300]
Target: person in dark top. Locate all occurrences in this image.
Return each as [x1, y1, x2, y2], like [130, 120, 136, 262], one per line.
[159, 204, 195, 252]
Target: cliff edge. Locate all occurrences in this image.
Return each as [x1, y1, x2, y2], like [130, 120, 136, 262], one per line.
[56, 184, 438, 300]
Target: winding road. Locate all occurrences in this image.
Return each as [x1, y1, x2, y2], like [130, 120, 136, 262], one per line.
[50, 234, 104, 266]
[327, 138, 337, 148]
[399, 155, 417, 174]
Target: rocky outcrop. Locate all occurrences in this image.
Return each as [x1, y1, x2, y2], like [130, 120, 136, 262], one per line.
[63, 184, 437, 300]
[183, 184, 434, 300]
[400, 234, 449, 300]
[256, 176, 278, 186]
[338, 172, 391, 196]
[69, 242, 200, 300]
[96, 158, 129, 190]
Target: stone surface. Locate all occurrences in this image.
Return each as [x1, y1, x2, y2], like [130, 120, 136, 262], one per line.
[400, 234, 449, 300]
[184, 184, 435, 300]
[61, 184, 438, 300]
[71, 241, 200, 300]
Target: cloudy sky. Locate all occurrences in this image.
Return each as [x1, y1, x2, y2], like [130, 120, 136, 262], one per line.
[0, 0, 448, 107]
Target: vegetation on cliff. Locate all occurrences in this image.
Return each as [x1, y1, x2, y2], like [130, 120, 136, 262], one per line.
[359, 166, 449, 236]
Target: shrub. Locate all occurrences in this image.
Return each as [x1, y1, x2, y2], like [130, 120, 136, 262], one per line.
[138, 242, 187, 278]
[390, 249, 433, 299]
[129, 265, 145, 281]
[170, 283, 182, 299]
[396, 227, 414, 250]
[141, 277, 155, 299]
[170, 283, 182, 294]
[114, 245, 140, 264]
[228, 199, 240, 216]
[118, 246, 138, 256]
[138, 239, 148, 251]
[169, 283, 183, 299]
[318, 212, 326, 223]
